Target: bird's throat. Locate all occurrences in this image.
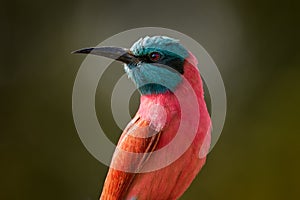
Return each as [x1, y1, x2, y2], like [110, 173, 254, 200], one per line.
[138, 84, 170, 95]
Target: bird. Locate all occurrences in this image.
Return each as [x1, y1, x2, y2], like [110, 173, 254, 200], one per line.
[73, 36, 211, 200]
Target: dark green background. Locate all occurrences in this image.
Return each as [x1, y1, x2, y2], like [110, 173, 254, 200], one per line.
[1, 0, 299, 199]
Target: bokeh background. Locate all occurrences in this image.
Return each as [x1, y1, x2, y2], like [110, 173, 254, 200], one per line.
[1, 0, 299, 199]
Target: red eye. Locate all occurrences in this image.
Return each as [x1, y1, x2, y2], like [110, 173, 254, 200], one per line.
[149, 52, 161, 62]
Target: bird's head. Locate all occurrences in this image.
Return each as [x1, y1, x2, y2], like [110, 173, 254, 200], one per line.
[74, 36, 191, 95]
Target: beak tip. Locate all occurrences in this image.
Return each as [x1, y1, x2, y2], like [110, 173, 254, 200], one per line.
[71, 46, 136, 64]
[71, 48, 94, 55]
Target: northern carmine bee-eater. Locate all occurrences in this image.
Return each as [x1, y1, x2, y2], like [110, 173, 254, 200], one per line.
[74, 36, 211, 200]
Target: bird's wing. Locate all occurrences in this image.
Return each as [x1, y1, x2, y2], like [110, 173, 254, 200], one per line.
[100, 115, 162, 200]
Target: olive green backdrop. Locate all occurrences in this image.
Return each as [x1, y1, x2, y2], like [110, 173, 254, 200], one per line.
[1, 0, 299, 199]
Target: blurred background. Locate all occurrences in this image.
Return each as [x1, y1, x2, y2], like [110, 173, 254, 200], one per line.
[1, 0, 299, 199]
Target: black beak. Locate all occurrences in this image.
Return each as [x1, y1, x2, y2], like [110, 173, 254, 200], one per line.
[72, 47, 139, 64]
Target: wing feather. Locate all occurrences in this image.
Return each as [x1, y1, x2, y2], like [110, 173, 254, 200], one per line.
[100, 115, 162, 200]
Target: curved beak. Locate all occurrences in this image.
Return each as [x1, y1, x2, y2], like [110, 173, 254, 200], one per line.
[72, 46, 139, 64]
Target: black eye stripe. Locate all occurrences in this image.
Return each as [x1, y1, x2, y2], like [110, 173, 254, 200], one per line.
[137, 51, 185, 74]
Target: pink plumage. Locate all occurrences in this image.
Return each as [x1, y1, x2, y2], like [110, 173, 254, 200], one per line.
[100, 53, 211, 200]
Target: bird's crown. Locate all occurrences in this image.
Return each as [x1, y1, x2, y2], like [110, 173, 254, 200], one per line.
[130, 36, 188, 59]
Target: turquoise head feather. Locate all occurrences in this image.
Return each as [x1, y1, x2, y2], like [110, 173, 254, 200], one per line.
[125, 36, 189, 95]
